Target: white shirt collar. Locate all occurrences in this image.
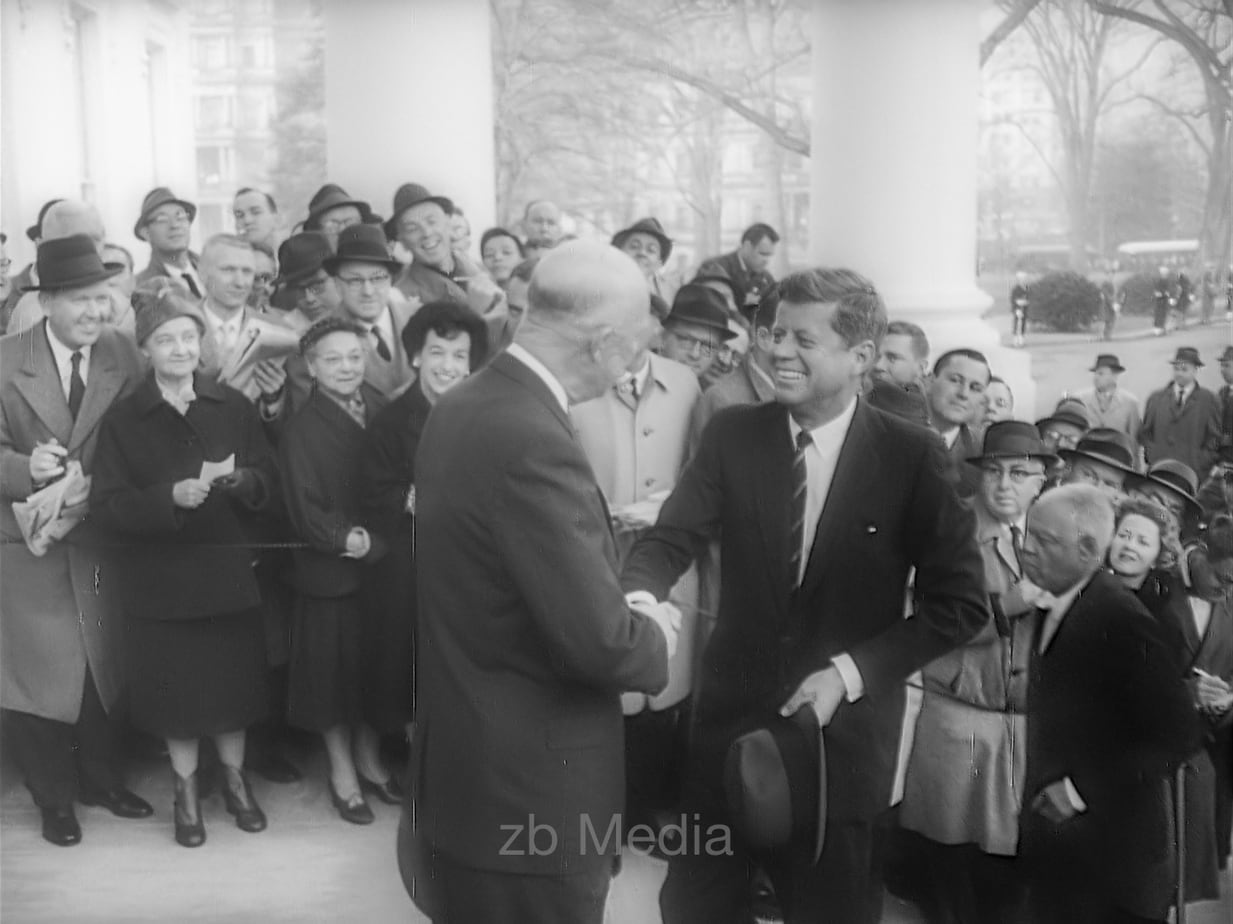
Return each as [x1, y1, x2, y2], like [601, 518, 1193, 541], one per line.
[203, 302, 244, 333]
[45, 322, 92, 375]
[364, 306, 396, 347]
[506, 342, 569, 412]
[787, 395, 859, 450]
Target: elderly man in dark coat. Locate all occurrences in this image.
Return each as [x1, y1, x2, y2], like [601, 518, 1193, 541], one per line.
[0, 235, 152, 846]
[1139, 346, 1223, 479]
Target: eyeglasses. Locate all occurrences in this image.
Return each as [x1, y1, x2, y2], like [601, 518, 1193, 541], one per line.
[147, 210, 191, 228]
[980, 464, 1045, 484]
[338, 272, 390, 292]
[667, 330, 716, 357]
[253, 273, 274, 286]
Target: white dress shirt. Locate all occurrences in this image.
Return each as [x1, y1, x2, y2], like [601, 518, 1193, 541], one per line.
[164, 260, 203, 298]
[506, 343, 568, 412]
[1037, 579, 1084, 654]
[362, 306, 398, 361]
[788, 396, 863, 700]
[45, 323, 91, 400]
[203, 304, 245, 355]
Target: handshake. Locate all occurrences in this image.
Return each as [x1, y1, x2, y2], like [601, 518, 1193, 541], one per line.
[625, 591, 682, 659]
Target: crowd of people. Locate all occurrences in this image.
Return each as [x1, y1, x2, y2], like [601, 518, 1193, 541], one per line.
[0, 182, 1231, 924]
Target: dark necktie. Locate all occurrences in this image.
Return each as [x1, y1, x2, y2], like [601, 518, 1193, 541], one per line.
[371, 327, 392, 362]
[68, 351, 85, 420]
[183, 273, 202, 299]
[1009, 524, 1024, 565]
[788, 430, 812, 588]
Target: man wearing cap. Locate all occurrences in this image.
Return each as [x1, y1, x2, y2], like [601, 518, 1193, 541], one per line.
[386, 183, 467, 305]
[274, 232, 342, 332]
[613, 217, 677, 303]
[6, 201, 112, 337]
[1074, 354, 1140, 452]
[1017, 484, 1199, 923]
[302, 184, 376, 251]
[657, 284, 736, 388]
[623, 268, 987, 924]
[0, 234, 152, 846]
[290, 225, 416, 408]
[927, 348, 992, 499]
[134, 188, 202, 297]
[1139, 346, 1222, 478]
[1057, 428, 1138, 499]
[1035, 397, 1090, 455]
[1130, 460, 1204, 540]
[901, 420, 1056, 921]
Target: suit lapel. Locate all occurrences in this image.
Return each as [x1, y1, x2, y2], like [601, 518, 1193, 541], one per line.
[490, 352, 574, 440]
[799, 402, 880, 598]
[11, 323, 74, 442]
[750, 404, 794, 617]
[67, 335, 126, 456]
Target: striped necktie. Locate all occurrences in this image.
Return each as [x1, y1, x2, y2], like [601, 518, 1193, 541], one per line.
[788, 430, 812, 587]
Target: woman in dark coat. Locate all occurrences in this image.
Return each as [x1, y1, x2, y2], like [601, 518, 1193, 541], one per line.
[358, 299, 488, 793]
[91, 281, 275, 848]
[280, 317, 387, 825]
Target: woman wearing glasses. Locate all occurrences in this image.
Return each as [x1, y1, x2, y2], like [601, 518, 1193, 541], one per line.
[900, 421, 1057, 924]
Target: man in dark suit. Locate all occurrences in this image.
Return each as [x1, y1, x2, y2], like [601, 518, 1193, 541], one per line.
[1010, 270, 1030, 347]
[1016, 484, 1200, 923]
[927, 347, 991, 499]
[401, 241, 679, 924]
[1139, 346, 1223, 478]
[622, 268, 989, 924]
[133, 187, 202, 296]
[701, 222, 779, 313]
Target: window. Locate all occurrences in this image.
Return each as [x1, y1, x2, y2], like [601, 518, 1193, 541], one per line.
[195, 95, 234, 133]
[238, 92, 270, 131]
[196, 146, 233, 187]
[193, 35, 232, 70]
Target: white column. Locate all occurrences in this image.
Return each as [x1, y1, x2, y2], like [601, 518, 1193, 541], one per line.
[811, 0, 1034, 413]
[323, 0, 496, 234]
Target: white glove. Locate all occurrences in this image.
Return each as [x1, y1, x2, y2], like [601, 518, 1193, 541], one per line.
[626, 591, 681, 659]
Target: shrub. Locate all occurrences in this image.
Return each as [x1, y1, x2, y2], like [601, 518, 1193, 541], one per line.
[1031, 271, 1101, 332]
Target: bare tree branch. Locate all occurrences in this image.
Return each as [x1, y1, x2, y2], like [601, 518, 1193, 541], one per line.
[1133, 92, 1215, 155]
[982, 0, 1047, 65]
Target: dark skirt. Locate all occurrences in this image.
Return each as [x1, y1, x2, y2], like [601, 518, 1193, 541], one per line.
[361, 532, 416, 733]
[287, 593, 363, 732]
[127, 608, 268, 740]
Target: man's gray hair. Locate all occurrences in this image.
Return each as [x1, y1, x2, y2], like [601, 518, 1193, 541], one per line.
[1042, 483, 1116, 558]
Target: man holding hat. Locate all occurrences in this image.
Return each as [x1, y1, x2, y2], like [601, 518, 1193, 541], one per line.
[134, 187, 202, 296]
[0, 234, 151, 846]
[289, 224, 416, 408]
[657, 284, 736, 388]
[1074, 353, 1140, 452]
[900, 420, 1057, 922]
[1139, 346, 1222, 478]
[274, 232, 342, 332]
[623, 267, 987, 923]
[1058, 428, 1139, 500]
[301, 183, 376, 251]
[613, 216, 677, 302]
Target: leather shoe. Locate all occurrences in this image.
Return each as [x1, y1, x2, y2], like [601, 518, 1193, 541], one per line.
[328, 780, 374, 825]
[79, 786, 154, 819]
[248, 751, 302, 784]
[221, 766, 267, 833]
[173, 771, 205, 848]
[358, 772, 403, 805]
[41, 807, 82, 847]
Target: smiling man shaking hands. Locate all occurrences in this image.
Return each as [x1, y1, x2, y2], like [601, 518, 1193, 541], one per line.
[622, 267, 988, 924]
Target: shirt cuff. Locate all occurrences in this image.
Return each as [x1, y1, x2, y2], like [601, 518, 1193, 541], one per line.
[1062, 777, 1087, 813]
[831, 654, 864, 703]
[625, 590, 658, 610]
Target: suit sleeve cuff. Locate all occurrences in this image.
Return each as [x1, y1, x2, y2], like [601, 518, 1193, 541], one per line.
[1062, 777, 1087, 813]
[832, 653, 864, 703]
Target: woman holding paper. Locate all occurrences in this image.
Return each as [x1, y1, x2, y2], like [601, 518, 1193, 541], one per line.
[359, 299, 488, 785]
[280, 317, 388, 825]
[90, 279, 277, 848]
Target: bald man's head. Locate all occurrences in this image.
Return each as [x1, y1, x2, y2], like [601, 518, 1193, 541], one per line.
[523, 200, 563, 250]
[41, 200, 106, 252]
[519, 241, 654, 404]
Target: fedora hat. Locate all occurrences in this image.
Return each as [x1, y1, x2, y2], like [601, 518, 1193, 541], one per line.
[1219, 345, 1233, 363]
[1135, 460, 1202, 519]
[26, 198, 66, 242]
[1059, 427, 1139, 475]
[1170, 346, 1204, 367]
[383, 183, 455, 241]
[612, 217, 673, 263]
[1035, 397, 1090, 434]
[665, 284, 737, 340]
[23, 234, 121, 292]
[133, 187, 196, 239]
[322, 224, 403, 276]
[866, 378, 931, 428]
[303, 184, 375, 232]
[1089, 353, 1125, 373]
[724, 707, 826, 862]
[276, 232, 334, 286]
[966, 420, 1059, 467]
